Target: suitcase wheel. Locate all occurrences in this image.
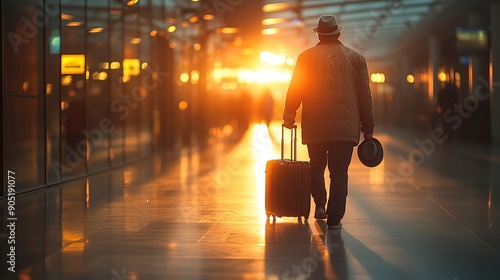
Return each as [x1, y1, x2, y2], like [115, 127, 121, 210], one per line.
[266, 212, 277, 221]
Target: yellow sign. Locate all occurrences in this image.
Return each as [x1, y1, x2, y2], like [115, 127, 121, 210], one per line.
[61, 54, 85, 74]
[123, 59, 140, 76]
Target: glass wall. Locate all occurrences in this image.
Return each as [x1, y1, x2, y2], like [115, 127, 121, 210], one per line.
[109, 0, 125, 167]
[45, 0, 62, 185]
[122, 2, 140, 162]
[2, 0, 179, 196]
[4, 0, 46, 192]
[61, 0, 87, 179]
[138, 0, 153, 158]
[86, 0, 111, 173]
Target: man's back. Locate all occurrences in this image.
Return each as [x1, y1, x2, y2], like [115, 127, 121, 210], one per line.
[286, 40, 373, 144]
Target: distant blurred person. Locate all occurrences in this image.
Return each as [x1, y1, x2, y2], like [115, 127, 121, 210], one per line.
[283, 15, 375, 229]
[260, 89, 274, 127]
[437, 82, 458, 141]
[237, 90, 252, 134]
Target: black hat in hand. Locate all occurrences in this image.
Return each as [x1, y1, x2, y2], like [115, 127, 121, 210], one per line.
[358, 138, 383, 167]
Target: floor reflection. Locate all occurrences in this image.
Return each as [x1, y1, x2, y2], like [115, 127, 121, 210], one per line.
[265, 219, 311, 279]
[1, 123, 500, 279]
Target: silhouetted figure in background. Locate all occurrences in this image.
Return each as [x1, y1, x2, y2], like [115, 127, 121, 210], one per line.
[283, 15, 375, 230]
[437, 82, 458, 141]
[237, 90, 252, 135]
[260, 89, 274, 127]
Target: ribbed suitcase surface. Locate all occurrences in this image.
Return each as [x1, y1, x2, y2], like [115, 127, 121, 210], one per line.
[265, 125, 311, 220]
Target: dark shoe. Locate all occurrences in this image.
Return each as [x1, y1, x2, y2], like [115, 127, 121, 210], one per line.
[328, 222, 342, 230]
[314, 207, 327, 219]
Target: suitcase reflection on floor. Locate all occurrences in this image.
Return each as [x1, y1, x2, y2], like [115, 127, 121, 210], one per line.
[264, 219, 349, 279]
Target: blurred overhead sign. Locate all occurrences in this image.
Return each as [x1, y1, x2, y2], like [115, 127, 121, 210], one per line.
[61, 54, 85, 74]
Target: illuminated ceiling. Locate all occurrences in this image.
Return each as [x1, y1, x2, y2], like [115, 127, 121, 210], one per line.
[261, 0, 457, 60]
[62, 0, 488, 65]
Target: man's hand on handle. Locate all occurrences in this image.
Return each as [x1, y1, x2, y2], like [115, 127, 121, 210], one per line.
[283, 113, 296, 129]
[283, 120, 295, 129]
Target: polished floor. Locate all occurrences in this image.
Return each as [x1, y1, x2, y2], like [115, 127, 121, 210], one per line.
[2, 122, 500, 280]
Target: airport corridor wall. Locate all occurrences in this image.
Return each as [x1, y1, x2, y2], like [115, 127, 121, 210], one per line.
[1, 0, 187, 197]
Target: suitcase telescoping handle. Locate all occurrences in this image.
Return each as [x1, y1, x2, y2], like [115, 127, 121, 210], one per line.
[281, 124, 298, 161]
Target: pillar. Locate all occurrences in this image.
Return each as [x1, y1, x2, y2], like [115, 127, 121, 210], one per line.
[400, 56, 414, 126]
[428, 36, 440, 109]
[491, 2, 500, 144]
[487, 0, 500, 237]
[466, 13, 490, 142]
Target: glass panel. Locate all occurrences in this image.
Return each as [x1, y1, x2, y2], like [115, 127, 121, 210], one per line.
[148, 0, 177, 152]
[4, 0, 42, 97]
[86, 0, 110, 172]
[109, 0, 124, 166]
[61, 0, 87, 178]
[123, 3, 141, 161]
[4, 0, 45, 191]
[4, 98, 45, 191]
[150, 0, 163, 152]
[165, 47, 177, 151]
[154, 0, 176, 152]
[138, 0, 152, 157]
[46, 0, 62, 184]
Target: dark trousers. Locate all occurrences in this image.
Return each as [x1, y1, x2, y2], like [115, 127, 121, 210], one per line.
[307, 141, 354, 224]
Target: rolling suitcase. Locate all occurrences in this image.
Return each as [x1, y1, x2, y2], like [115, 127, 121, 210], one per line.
[265, 124, 311, 220]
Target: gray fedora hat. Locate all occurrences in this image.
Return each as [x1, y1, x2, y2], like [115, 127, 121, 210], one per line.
[312, 15, 345, 35]
[357, 138, 383, 167]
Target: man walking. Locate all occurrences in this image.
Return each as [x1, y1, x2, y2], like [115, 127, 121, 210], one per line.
[283, 15, 375, 229]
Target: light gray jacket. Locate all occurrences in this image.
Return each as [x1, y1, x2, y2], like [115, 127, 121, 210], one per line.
[283, 40, 375, 145]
